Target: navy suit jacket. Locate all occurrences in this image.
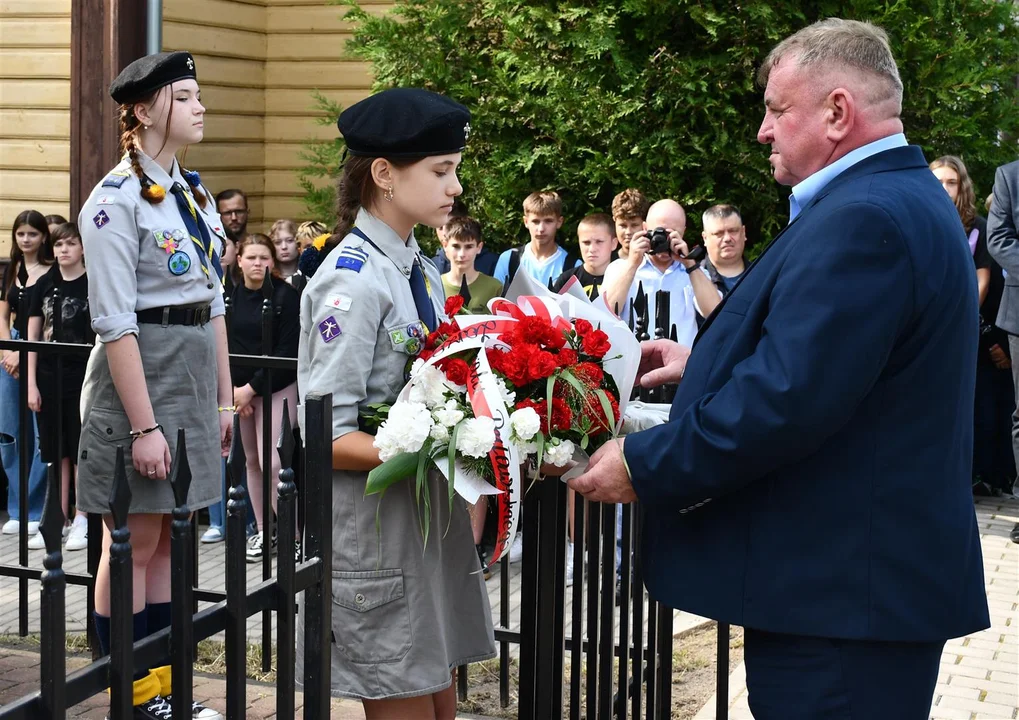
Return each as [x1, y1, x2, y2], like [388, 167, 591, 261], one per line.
[624, 146, 990, 642]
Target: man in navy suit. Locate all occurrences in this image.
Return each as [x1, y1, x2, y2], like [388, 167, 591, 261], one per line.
[570, 18, 990, 719]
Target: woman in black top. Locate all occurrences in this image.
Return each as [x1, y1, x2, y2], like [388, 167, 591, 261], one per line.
[26, 222, 94, 550]
[0, 210, 53, 535]
[228, 234, 299, 562]
[931, 155, 1014, 493]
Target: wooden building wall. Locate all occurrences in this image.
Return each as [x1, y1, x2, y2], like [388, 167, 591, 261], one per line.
[0, 0, 389, 257]
[164, 0, 390, 232]
[0, 0, 72, 256]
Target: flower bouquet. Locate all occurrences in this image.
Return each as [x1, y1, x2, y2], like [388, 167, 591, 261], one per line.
[362, 271, 641, 563]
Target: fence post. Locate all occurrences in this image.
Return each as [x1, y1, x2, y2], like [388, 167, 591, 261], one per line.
[225, 415, 248, 720]
[259, 271, 275, 673]
[108, 447, 134, 720]
[168, 429, 195, 719]
[275, 401, 297, 720]
[302, 392, 333, 720]
[38, 461, 66, 720]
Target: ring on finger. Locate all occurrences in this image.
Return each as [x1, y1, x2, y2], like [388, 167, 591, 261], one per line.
[147, 469, 156, 476]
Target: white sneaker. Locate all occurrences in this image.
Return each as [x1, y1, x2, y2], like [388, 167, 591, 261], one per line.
[27, 531, 46, 549]
[509, 533, 524, 564]
[200, 526, 224, 544]
[65, 515, 88, 551]
[245, 532, 264, 563]
[1, 520, 39, 535]
[565, 541, 575, 587]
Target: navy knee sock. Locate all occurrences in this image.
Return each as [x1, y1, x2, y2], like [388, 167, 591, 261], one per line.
[94, 610, 150, 681]
[147, 601, 171, 636]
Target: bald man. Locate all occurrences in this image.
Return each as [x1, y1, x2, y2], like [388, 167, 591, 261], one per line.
[600, 199, 721, 345]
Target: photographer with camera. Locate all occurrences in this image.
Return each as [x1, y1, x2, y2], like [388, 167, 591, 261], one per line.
[601, 199, 721, 347]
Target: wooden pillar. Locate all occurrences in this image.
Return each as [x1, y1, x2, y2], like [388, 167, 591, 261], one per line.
[70, 0, 148, 216]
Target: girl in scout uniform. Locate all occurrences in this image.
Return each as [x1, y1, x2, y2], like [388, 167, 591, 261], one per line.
[77, 51, 228, 720]
[297, 88, 495, 719]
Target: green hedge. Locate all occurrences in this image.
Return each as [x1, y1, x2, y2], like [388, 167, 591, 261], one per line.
[299, 0, 1018, 255]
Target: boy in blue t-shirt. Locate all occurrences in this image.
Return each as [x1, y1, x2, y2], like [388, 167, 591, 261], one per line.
[493, 190, 579, 288]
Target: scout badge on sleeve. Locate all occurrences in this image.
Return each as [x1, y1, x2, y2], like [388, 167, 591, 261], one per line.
[93, 210, 110, 229]
[325, 293, 352, 312]
[335, 245, 369, 272]
[318, 315, 341, 343]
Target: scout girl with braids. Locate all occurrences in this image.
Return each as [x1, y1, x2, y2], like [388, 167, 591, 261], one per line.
[77, 51, 228, 720]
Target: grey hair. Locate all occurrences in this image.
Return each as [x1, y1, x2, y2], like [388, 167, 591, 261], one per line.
[702, 204, 742, 226]
[757, 18, 903, 111]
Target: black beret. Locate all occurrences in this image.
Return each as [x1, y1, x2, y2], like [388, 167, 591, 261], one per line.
[110, 51, 197, 104]
[338, 88, 471, 159]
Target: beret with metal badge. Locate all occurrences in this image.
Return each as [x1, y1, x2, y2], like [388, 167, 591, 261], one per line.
[338, 87, 471, 159]
[110, 51, 198, 104]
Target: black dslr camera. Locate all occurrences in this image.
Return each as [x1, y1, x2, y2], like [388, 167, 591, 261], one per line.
[647, 227, 671, 255]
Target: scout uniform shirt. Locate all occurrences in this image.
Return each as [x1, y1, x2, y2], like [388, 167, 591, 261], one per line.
[78, 152, 227, 343]
[298, 209, 444, 441]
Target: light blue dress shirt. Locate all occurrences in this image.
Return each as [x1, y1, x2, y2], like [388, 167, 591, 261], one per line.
[788, 133, 908, 222]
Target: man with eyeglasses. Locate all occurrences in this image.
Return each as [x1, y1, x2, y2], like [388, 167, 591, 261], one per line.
[215, 188, 250, 242]
[700, 204, 748, 297]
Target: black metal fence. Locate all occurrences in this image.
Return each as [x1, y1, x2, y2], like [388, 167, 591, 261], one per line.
[0, 277, 732, 719]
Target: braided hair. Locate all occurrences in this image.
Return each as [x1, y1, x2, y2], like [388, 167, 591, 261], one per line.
[118, 91, 207, 208]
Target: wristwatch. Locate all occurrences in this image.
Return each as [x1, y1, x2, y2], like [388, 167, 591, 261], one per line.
[684, 261, 702, 274]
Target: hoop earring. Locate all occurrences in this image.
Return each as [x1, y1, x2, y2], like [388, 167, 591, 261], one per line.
[384, 187, 394, 202]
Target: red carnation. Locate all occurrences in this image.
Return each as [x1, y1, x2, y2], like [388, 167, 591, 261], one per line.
[516, 316, 566, 350]
[573, 318, 594, 337]
[444, 295, 465, 317]
[442, 357, 471, 386]
[581, 329, 611, 359]
[501, 346, 534, 387]
[574, 361, 603, 386]
[527, 349, 558, 382]
[549, 397, 573, 432]
[556, 348, 578, 368]
[585, 391, 620, 434]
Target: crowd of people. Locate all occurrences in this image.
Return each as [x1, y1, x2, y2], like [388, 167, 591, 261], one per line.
[0, 17, 1015, 718]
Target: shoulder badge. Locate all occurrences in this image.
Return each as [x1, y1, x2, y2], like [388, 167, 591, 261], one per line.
[102, 172, 130, 189]
[335, 245, 370, 273]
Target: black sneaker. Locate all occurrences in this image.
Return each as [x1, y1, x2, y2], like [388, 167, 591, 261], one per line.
[164, 695, 222, 720]
[106, 695, 174, 720]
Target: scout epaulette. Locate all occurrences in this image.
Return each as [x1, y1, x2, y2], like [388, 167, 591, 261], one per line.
[335, 245, 370, 273]
[102, 171, 131, 189]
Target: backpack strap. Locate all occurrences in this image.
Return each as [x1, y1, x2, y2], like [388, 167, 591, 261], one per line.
[506, 245, 525, 287]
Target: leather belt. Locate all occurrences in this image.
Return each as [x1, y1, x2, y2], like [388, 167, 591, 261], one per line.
[136, 305, 212, 327]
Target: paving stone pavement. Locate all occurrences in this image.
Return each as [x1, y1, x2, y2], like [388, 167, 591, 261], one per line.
[694, 495, 1019, 720]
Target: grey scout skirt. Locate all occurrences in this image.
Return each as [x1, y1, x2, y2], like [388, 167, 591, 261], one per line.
[297, 467, 496, 700]
[77, 322, 221, 515]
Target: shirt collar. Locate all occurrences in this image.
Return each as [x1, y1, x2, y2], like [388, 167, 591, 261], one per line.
[637, 254, 682, 276]
[135, 150, 185, 189]
[789, 133, 907, 222]
[354, 208, 420, 268]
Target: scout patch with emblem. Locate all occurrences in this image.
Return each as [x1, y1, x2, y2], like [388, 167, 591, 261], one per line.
[325, 293, 352, 312]
[155, 229, 186, 254]
[406, 321, 426, 340]
[318, 316, 341, 343]
[93, 210, 110, 229]
[168, 251, 191, 276]
[336, 245, 370, 272]
[389, 324, 424, 355]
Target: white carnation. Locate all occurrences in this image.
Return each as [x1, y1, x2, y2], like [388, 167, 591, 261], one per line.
[513, 439, 539, 456]
[495, 376, 516, 407]
[545, 438, 575, 468]
[455, 416, 497, 459]
[430, 423, 450, 443]
[509, 406, 541, 442]
[373, 401, 433, 461]
[408, 362, 451, 408]
[433, 399, 465, 428]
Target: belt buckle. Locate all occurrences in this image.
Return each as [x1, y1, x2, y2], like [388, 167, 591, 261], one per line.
[198, 306, 210, 325]
[161, 307, 170, 327]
